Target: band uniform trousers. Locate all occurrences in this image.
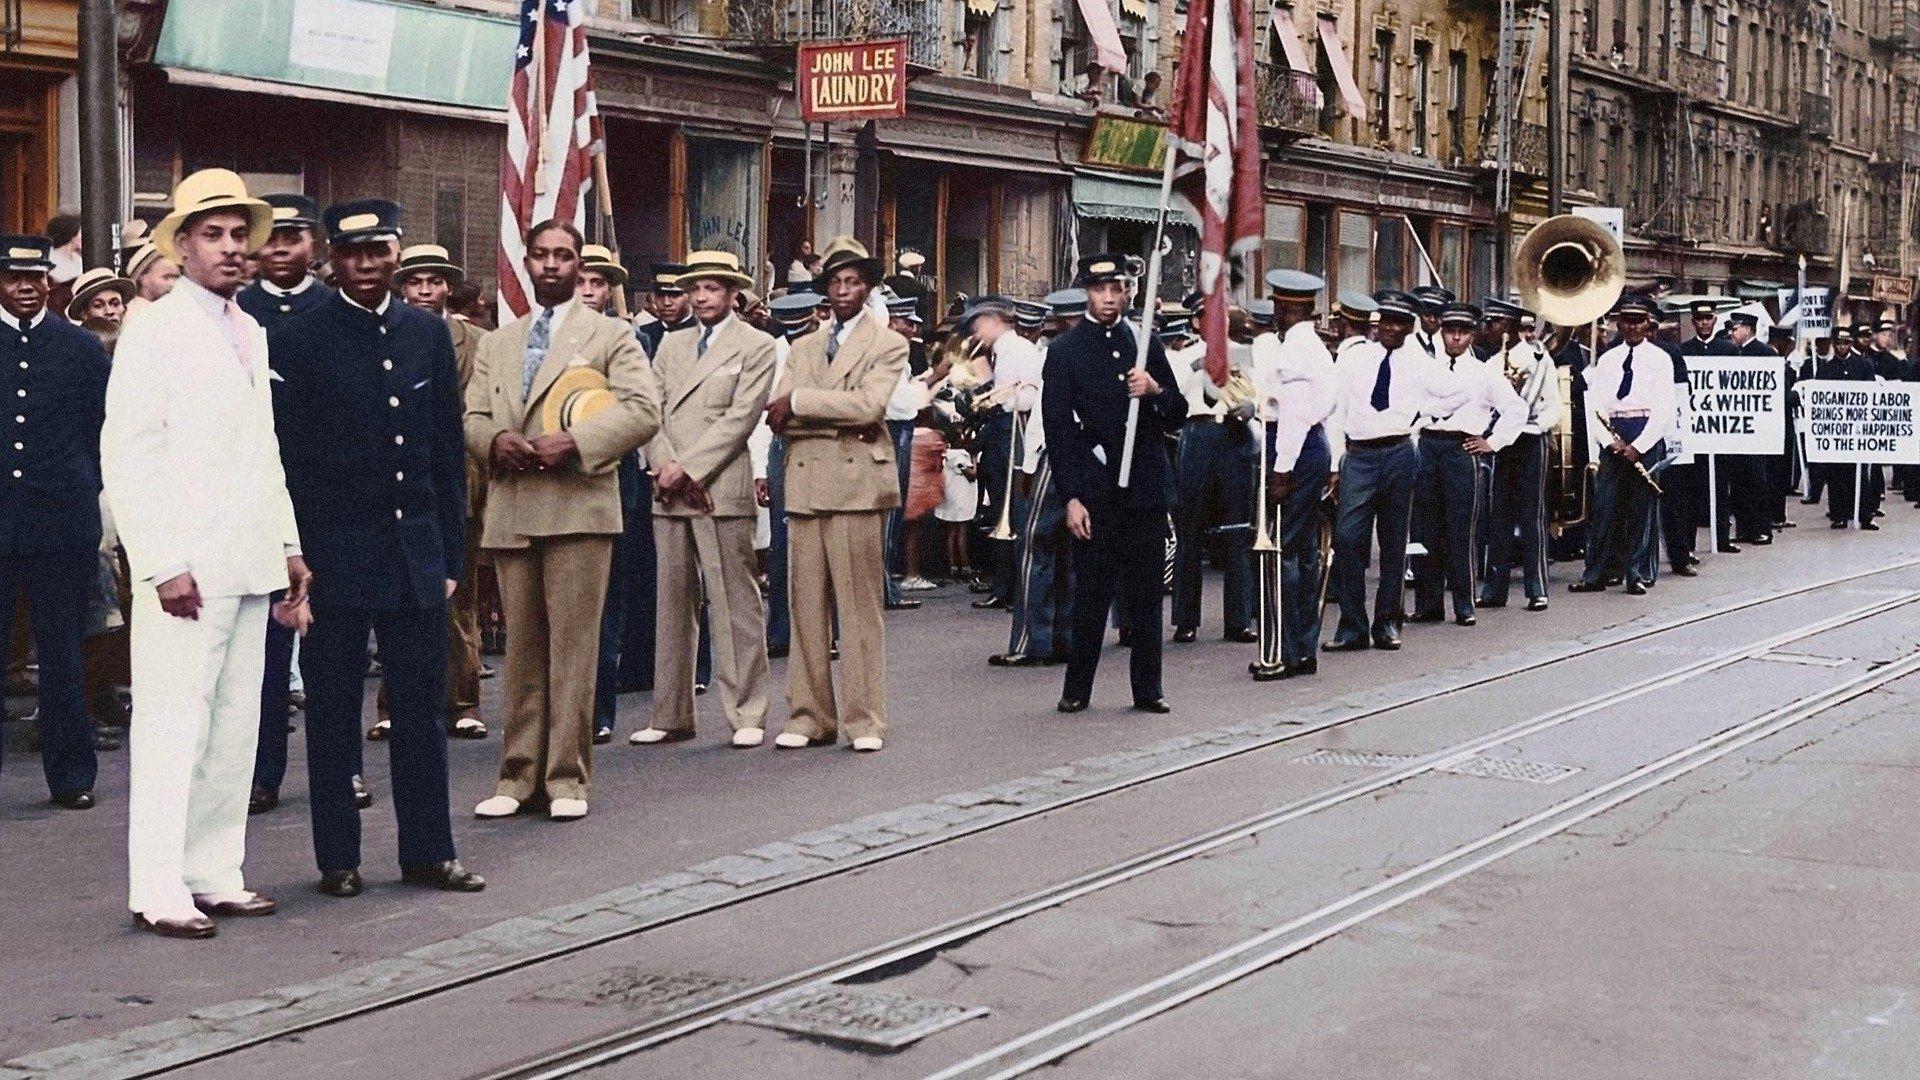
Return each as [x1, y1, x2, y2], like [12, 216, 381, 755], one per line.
[1581, 419, 1666, 587]
[786, 508, 888, 742]
[1411, 432, 1483, 622]
[615, 465, 658, 693]
[765, 435, 790, 652]
[1331, 440, 1418, 642]
[1715, 454, 1770, 541]
[1171, 419, 1254, 635]
[1064, 508, 1166, 703]
[253, 595, 296, 794]
[126, 591, 270, 917]
[1007, 456, 1072, 660]
[492, 534, 613, 803]
[976, 411, 1016, 601]
[653, 514, 768, 734]
[883, 417, 915, 591]
[303, 602, 456, 873]
[1255, 424, 1331, 669]
[0, 547, 97, 798]
[1828, 460, 1884, 525]
[1659, 459, 1703, 569]
[1481, 432, 1549, 605]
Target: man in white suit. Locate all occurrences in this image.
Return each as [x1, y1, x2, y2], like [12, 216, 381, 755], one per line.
[103, 169, 311, 939]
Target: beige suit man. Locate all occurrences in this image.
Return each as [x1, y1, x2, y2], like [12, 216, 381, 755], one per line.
[766, 238, 909, 750]
[464, 229, 658, 820]
[632, 253, 778, 747]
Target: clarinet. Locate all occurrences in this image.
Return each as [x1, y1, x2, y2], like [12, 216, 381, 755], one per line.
[1592, 413, 1663, 496]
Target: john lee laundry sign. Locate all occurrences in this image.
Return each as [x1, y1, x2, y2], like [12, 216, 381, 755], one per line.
[798, 39, 908, 122]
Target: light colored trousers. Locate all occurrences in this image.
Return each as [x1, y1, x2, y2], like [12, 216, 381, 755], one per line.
[126, 591, 270, 919]
[784, 509, 889, 742]
[652, 514, 768, 733]
[492, 535, 612, 803]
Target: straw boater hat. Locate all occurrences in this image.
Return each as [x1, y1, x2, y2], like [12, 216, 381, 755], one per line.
[675, 249, 755, 290]
[538, 366, 616, 437]
[65, 267, 135, 320]
[150, 168, 274, 261]
[392, 244, 465, 287]
[580, 244, 629, 287]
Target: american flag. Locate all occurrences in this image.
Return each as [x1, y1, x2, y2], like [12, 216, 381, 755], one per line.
[1166, 0, 1261, 387]
[500, 0, 600, 320]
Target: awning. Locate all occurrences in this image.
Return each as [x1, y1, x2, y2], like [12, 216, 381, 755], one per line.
[966, 0, 997, 17]
[887, 144, 1072, 177]
[161, 67, 505, 123]
[1118, 0, 1149, 20]
[1271, 8, 1314, 75]
[1072, 172, 1196, 226]
[1731, 278, 1788, 299]
[1316, 14, 1367, 119]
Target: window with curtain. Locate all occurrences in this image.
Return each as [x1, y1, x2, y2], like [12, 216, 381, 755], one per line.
[1337, 209, 1373, 298]
[1439, 224, 1464, 293]
[1306, 203, 1332, 282]
[1263, 202, 1305, 286]
[1411, 40, 1431, 156]
[1372, 28, 1394, 145]
[1374, 216, 1405, 292]
[1447, 50, 1467, 162]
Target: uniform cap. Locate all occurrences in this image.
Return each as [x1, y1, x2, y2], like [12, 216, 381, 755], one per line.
[323, 198, 404, 247]
[1265, 268, 1325, 299]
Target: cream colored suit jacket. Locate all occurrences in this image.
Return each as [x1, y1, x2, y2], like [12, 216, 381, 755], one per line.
[650, 315, 777, 520]
[463, 304, 660, 549]
[775, 312, 910, 515]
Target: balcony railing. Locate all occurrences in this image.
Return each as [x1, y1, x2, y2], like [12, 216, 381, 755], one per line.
[1254, 62, 1319, 137]
[1801, 91, 1833, 140]
[1481, 119, 1548, 177]
[725, 0, 946, 68]
[1670, 48, 1718, 99]
[1774, 203, 1832, 256]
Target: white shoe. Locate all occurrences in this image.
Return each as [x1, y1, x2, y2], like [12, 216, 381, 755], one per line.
[548, 798, 588, 820]
[774, 732, 815, 749]
[628, 727, 671, 745]
[473, 795, 521, 818]
[900, 576, 938, 591]
[732, 727, 765, 748]
[851, 736, 884, 752]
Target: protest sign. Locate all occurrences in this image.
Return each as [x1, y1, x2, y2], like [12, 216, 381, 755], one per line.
[1685, 356, 1786, 456]
[1799, 380, 1920, 465]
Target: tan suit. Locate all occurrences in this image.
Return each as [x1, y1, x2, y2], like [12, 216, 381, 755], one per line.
[464, 303, 659, 801]
[649, 315, 777, 734]
[775, 312, 909, 742]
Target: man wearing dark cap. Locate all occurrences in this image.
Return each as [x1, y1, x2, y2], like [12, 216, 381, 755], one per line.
[1411, 286, 1453, 356]
[1163, 300, 1255, 647]
[1715, 309, 1783, 547]
[1479, 301, 1563, 612]
[1043, 254, 1186, 713]
[1818, 324, 1884, 529]
[752, 291, 818, 658]
[1570, 294, 1674, 594]
[270, 199, 482, 897]
[1660, 300, 1720, 570]
[1045, 288, 1087, 336]
[1334, 292, 1377, 356]
[635, 263, 695, 359]
[0, 235, 109, 811]
[1861, 317, 1901, 509]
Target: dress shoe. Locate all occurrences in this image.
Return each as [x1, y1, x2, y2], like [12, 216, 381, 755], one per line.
[1454, 613, 1476, 627]
[1684, 554, 1702, 567]
[1116, 630, 1133, 648]
[1777, 520, 1797, 529]
[767, 642, 790, 659]
[851, 736, 884, 752]
[1524, 597, 1550, 612]
[1567, 580, 1607, 593]
[352, 774, 372, 809]
[695, 682, 709, 695]
[1743, 534, 1773, 545]
[1625, 580, 1649, 595]
[732, 727, 765, 748]
[593, 725, 613, 745]
[629, 727, 695, 745]
[473, 795, 522, 818]
[135, 912, 216, 940]
[1407, 611, 1445, 624]
[1716, 542, 1741, 554]
[987, 652, 1015, 667]
[194, 891, 276, 916]
[548, 798, 588, 820]
[1056, 697, 1088, 713]
[967, 579, 993, 594]
[1250, 663, 1291, 682]
[774, 732, 835, 748]
[1372, 629, 1401, 650]
[1671, 564, 1699, 577]
[92, 730, 121, 752]
[1223, 627, 1258, 643]
[1284, 657, 1318, 677]
[1323, 637, 1369, 652]
[317, 870, 363, 897]
[1831, 520, 1850, 529]
[885, 598, 922, 611]
[366, 719, 390, 741]
[401, 859, 486, 892]
[450, 716, 488, 739]
[50, 790, 95, 810]
[1477, 596, 1507, 609]
[1132, 698, 1172, 714]
[479, 663, 496, 678]
[1171, 627, 1197, 644]
[248, 787, 279, 815]
[1862, 521, 1882, 531]
[971, 596, 1009, 610]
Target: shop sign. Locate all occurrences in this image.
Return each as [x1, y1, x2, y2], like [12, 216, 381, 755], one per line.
[798, 39, 908, 122]
[1871, 274, 1915, 304]
[1081, 116, 1167, 175]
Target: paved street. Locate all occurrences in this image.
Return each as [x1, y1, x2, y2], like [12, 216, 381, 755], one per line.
[6, 497, 1920, 1079]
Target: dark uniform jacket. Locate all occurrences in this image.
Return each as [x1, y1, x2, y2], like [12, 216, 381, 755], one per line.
[1040, 315, 1187, 513]
[1815, 351, 1878, 381]
[0, 312, 110, 553]
[237, 276, 331, 333]
[269, 293, 466, 610]
[636, 314, 696, 359]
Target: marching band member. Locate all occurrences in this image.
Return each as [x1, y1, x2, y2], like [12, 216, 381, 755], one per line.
[1571, 293, 1674, 595]
[1250, 270, 1337, 680]
[1479, 301, 1564, 612]
[1169, 306, 1255, 645]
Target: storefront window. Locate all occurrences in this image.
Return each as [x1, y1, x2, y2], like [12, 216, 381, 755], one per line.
[1439, 224, 1465, 295]
[1337, 209, 1372, 299]
[685, 135, 763, 269]
[1469, 226, 1497, 304]
[1264, 202, 1304, 282]
[1374, 216, 1405, 293]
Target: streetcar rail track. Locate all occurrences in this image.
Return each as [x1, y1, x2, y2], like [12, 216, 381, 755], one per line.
[474, 583, 1920, 1079]
[924, 646, 1920, 1079]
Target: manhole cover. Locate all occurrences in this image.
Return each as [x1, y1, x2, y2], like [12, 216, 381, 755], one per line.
[1294, 748, 1580, 784]
[521, 968, 748, 1018]
[1755, 651, 1852, 667]
[1292, 748, 1423, 770]
[733, 984, 988, 1049]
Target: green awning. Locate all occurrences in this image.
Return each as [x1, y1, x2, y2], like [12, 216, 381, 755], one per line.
[156, 0, 515, 114]
[1072, 173, 1195, 227]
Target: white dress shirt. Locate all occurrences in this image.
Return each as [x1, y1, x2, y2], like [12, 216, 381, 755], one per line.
[259, 275, 318, 299]
[990, 331, 1044, 415]
[1423, 346, 1528, 451]
[1495, 340, 1564, 433]
[1169, 341, 1219, 419]
[1251, 321, 1339, 472]
[1585, 340, 1676, 455]
[1331, 337, 1441, 444]
[0, 306, 47, 332]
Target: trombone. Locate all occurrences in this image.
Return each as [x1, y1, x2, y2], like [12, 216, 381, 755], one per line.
[987, 404, 1025, 542]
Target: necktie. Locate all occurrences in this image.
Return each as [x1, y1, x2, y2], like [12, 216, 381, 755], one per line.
[1370, 348, 1394, 412]
[1617, 345, 1634, 400]
[698, 324, 712, 358]
[522, 307, 552, 398]
[826, 320, 843, 363]
[222, 301, 255, 379]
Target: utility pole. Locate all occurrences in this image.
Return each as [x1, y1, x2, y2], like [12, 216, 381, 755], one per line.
[1546, 0, 1566, 216]
[1494, 0, 1516, 293]
[77, 0, 121, 269]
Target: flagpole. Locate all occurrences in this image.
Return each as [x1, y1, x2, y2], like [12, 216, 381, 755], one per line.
[1116, 140, 1180, 490]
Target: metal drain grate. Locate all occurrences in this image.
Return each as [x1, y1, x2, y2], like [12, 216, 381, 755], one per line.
[733, 984, 988, 1049]
[1293, 748, 1580, 784]
[1755, 651, 1852, 668]
[522, 968, 749, 1017]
